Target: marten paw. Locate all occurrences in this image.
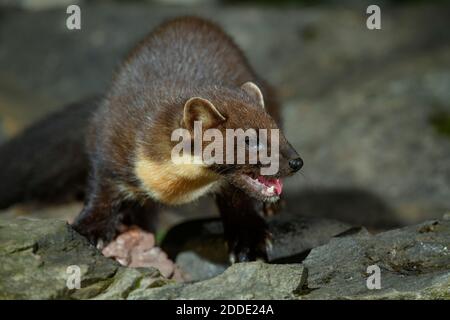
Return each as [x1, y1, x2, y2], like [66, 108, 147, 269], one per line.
[227, 231, 273, 263]
[71, 219, 118, 249]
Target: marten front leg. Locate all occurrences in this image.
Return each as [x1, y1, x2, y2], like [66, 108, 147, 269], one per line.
[215, 185, 273, 262]
[72, 180, 123, 247]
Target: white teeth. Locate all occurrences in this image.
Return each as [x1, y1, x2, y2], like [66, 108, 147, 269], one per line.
[266, 186, 275, 194]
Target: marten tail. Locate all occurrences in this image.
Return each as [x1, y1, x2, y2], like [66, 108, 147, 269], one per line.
[0, 97, 101, 210]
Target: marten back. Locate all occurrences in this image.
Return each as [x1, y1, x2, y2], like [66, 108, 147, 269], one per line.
[113, 17, 256, 100]
[111, 17, 282, 117]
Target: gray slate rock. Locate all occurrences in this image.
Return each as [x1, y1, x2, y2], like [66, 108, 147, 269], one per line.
[0, 217, 169, 299]
[162, 214, 354, 281]
[301, 220, 450, 299]
[128, 261, 307, 300]
[175, 251, 228, 282]
[1, 216, 449, 299]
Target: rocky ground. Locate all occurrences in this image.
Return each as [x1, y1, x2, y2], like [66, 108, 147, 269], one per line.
[1, 215, 448, 299]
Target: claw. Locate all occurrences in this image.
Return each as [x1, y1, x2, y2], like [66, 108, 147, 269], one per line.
[96, 239, 104, 250]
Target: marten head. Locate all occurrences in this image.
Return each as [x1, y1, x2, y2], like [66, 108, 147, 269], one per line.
[165, 82, 303, 203]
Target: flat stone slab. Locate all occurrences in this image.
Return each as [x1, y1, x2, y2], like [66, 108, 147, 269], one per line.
[1, 216, 448, 299]
[0, 217, 169, 299]
[301, 219, 450, 299]
[161, 213, 354, 281]
[128, 261, 307, 300]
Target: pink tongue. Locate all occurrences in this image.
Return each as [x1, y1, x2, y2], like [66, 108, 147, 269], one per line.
[258, 177, 283, 195]
[272, 179, 283, 195]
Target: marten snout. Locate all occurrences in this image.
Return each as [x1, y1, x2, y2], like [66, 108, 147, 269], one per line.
[279, 140, 303, 174]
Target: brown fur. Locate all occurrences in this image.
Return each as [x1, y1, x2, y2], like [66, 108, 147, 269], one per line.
[72, 17, 302, 262]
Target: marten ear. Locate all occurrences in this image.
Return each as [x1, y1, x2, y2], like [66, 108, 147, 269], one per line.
[183, 97, 226, 130]
[241, 81, 265, 109]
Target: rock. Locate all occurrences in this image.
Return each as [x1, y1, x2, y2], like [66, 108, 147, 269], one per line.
[92, 267, 171, 300]
[0, 217, 168, 299]
[101, 226, 180, 279]
[1, 216, 448, 299]
[175, 251, 228, 282]
[128, 261, 307, 300]
[301, 220, 450, 299]
[267, 212, 355, 262]
[162, 214, 354, 280]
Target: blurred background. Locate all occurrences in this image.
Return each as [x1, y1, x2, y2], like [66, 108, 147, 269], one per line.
[0, 0, 449, 233]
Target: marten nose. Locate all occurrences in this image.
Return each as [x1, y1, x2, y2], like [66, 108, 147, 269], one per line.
[289, 157, 303, 172]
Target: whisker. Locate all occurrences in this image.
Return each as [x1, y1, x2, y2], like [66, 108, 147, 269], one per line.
[216, 164, 237, 175]
[292, 170, 317, 191]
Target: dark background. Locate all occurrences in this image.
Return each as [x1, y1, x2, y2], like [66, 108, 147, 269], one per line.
[0, 0, 449, 233]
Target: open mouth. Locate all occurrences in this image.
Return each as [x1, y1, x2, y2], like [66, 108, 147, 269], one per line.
[241, 174, 283, 199]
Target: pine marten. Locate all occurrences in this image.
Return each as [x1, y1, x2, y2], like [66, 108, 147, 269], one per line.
[1, 17, 303, 262]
